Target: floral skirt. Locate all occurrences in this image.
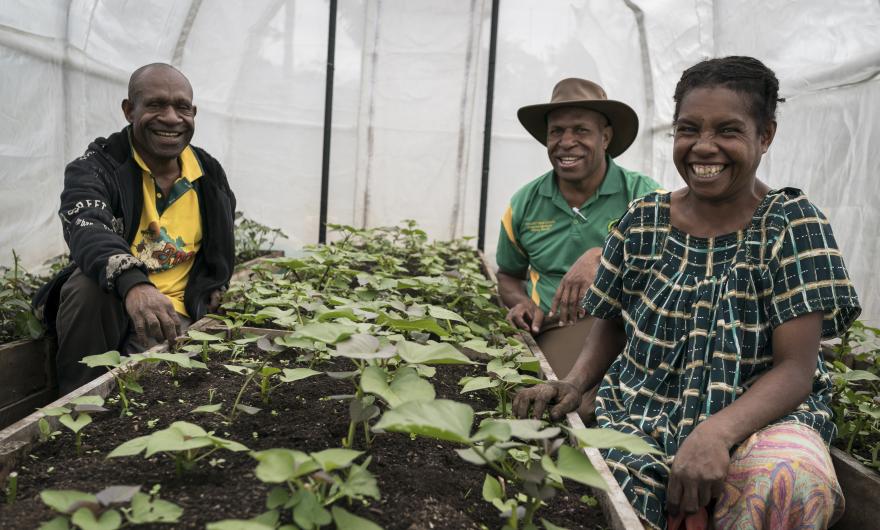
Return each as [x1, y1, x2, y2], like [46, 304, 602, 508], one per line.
[663, 423, 843, 530]
[712, 423, 844, 529]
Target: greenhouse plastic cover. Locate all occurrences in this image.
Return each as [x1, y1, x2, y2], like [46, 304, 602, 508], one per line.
[0, 0, 878, 324]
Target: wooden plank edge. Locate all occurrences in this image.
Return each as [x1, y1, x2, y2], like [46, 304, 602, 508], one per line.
[519, 332, 643, 530]
[0, 388, 58, 434]
[829, 447, 880, 529]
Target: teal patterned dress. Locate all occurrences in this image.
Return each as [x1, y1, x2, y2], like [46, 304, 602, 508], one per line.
[581, 189, 860, 529]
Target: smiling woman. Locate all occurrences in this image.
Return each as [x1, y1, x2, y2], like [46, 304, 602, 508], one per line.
[514, 56, 862, 530]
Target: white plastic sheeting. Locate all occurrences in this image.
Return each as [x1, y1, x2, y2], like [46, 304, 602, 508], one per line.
[0, 0, 878, 323]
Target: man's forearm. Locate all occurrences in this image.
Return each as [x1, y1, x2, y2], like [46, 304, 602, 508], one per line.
[497, 270, 531, 309]
[563, 317, 625, 393]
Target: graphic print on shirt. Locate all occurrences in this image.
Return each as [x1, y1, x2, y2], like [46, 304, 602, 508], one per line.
[133, 220, 196, 272]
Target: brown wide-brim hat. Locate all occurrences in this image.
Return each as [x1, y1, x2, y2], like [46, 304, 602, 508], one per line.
[517, 78, 639, 158]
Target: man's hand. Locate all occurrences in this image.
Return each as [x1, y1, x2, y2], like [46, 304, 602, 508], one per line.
[666, 424, 730, 517]
[207, 288, 224, 314]
[549, 247, 602, 326]
[506, 299, 545, 334]
[512, 380, 582, 421]
[124, 283, 181, 346]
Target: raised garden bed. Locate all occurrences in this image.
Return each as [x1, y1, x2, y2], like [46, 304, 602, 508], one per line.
[824, 322, 880, 529]
[830, 446, 880, 530]
[0, 225, 651, 529]
[0, 337, 56, 430]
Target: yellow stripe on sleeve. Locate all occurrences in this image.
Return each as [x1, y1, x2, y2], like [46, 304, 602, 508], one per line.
[529, 269, 541, 306]
[501, 205, 526, 256]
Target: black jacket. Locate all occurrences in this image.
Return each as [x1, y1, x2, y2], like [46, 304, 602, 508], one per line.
[34, 127, 236, 328]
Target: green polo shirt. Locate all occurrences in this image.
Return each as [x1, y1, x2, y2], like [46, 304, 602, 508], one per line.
[496, 156, 662, 313]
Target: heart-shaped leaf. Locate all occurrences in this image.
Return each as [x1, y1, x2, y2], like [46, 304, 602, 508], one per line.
[40, 490, 98, 514]
[377, 314, 448, 337]
[361, 366, 436, 408]
[80, 351, 126, 368]
[187, 330, 224, 342]
[373, 399, 473, 444]
[252, 448, 317, 483]
[292, 322, 357, 344]
[568, 427, 662, 455]
[330, 506, 383, 530]
[397, 341, 472, 365]
[59, 413, 92, 434]
[192, 404, 224, 414]
[427, 305, 465, 323]
[310, 448, 363, 472]
[95, 485, 140, 506]
[541, 445, 606, 489]
[278, 368, 322, 383]
[70, 507, 122, 530]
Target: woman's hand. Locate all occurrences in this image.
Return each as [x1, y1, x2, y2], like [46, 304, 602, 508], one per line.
[666, 423, 730, 516]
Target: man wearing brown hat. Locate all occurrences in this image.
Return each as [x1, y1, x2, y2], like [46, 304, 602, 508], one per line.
[496, 78, 660, 415]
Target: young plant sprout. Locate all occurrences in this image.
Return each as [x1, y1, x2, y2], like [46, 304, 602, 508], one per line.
[374, 398, 659, 528]
[4, 472, 16, 506]
[79, 351, 141, 416]
[208, 447, 380, 530]
[39, 395, 107, 455]
[459, 342, 543, 416]
[129, 351, 207, 380]
[183, 330, 225, 363]
[37, 485, 182, 529]
[107, 421, 249, 476]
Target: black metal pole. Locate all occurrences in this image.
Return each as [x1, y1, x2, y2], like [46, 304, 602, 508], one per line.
[477, 0, 500, 251]
[318, 0, 337, 243]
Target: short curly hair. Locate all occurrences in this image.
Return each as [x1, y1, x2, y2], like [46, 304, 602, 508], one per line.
[673, 56, 784, 129]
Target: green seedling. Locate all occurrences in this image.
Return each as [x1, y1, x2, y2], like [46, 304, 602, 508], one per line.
[39, 396, 107, 454]
[234, 211, 287, 264]
[828, 363, 880, 469]
[459, 346, 543, 416]
[250, 447, 379, 530]
[107, 421, 249, 476]
[183, 330, 225, 363]
[826, 320, 880, 469]
[0, 250, 56, 342]
[80, 351, 140, 415]
[205, 336, 297, 421]
[374, 398, 658, 528]
[5, 471, 17, 505]
[130, 351, 207, 380]
[37, 484, 182, 529]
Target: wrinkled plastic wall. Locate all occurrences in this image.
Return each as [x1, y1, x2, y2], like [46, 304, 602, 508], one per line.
[0, 0, 877, 323]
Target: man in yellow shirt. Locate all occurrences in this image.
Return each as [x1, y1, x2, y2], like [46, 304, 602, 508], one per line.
[34, 64, 236, 394]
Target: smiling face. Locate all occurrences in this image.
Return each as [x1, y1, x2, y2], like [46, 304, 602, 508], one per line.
[673, 86, 775, 203]
[546, 107, 611, 186]
[122, 66, 196, 168]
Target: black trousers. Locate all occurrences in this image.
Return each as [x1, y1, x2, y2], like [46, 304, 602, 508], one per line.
[55, 269, 190, 395]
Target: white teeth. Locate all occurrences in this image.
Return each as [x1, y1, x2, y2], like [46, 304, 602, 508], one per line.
[692, 164, 724, 177]
[154, 131, 181, 137]
[559, 157, 579, 162]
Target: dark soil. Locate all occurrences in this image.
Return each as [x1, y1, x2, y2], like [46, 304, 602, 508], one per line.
[0, 346, 607, 529]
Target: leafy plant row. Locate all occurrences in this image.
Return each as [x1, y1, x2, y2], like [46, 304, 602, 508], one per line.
[10, 222, 655, 530]
[826, 320, 880, 471]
